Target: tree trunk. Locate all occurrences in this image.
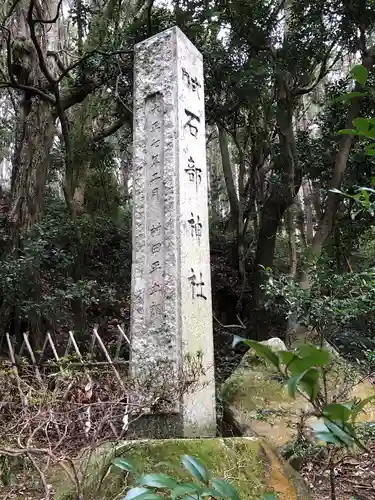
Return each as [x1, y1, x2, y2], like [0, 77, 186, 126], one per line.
[218, 127, 239, 230]
[253, 72, 302, 307]
[286, 204, 297, 277]
[10, 96, 54, 240]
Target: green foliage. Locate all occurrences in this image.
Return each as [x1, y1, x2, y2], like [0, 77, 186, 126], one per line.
[262, 266, 375, 333]
[232, 338, 372, 453]
[112, 455, 242, 500]
[0, 193, 131, 335]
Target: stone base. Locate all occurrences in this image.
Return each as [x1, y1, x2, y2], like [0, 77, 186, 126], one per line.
[127, 413, 183, 439]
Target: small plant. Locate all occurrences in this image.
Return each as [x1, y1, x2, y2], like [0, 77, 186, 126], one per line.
[112, 454, 240, 499]
[112, 454, 280, 499]
[232, 338, 375, 500]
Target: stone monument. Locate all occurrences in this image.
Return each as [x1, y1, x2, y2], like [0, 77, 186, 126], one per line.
[130, 26, 216, 438]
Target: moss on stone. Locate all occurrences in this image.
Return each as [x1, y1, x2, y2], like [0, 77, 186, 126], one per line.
[53, 438, 312, 500]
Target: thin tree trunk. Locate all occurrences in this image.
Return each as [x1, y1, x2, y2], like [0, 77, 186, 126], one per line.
[286, 205, 297, 277]
[218, 127, 239, 229]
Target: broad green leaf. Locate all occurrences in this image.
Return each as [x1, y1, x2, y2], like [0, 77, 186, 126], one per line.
[210, 478, 240, 500]
[351, 395, 375, 423]
[288, 367, 320, 401]
[299, 368, 320, 401]
[181, 455, 210, 484]
[324, 419, 356, 447]
[365, 145, 375, 156]
[287, 347, 329, 376]
[112, 457, 138, 472]
[312, 420, 343, 445]
[364, 127, 375, 138]
[123, 487, 164, 499]
[296, 345, 330, 366]
[171, 483, 202, 499]
[353, 117, 370, 131]
[279, 351, 296, 366]
[337, 128, 357, 136]
[323, 403, 352, 422]
[243, 340, 280, 368]
[350, 64, 369, 84]
[137, 473, 178, 489]
[288, 368, 311, 399]
[264, 494, 280, 500]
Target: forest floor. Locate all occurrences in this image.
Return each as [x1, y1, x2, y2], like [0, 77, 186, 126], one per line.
[301, 442, 375, 499]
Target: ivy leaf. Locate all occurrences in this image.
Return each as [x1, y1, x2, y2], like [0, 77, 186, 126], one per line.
[181, 455, 210, 484]
[350, 64, 369, 84]
[243, 340, 280, 369]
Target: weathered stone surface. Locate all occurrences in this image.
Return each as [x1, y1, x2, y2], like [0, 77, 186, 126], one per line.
[53, 438, 313, 499]
[222, 338, 375, 447]
[130, 27, 215, 437]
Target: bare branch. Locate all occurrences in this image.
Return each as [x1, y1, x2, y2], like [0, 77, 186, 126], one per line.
[27, 0, 56, 85]
[294, 41, 338, 96]
[0, 25, 55, 103]
[32, 0, 63, 24]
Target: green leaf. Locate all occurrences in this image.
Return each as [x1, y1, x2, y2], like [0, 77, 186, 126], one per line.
[210, 478, 240, 500]
[288, 368, 320, 401]
[324, 419, 356, 447]
[323, 403, 352, 422]
[296, 345, 330, 366]
[299, 368, 320, 401]
[264, 494, 280, 500]
[171, 483, 202, 499]
[112, 457, 138, 472]
[137, 473, 178, 489]
[350, 64, 369, 84]
[351, 395, 375, 423]
[337, 128, 357, 136]
[243, 340, 280, 369]
[287, 347, 329, 376]
[181, 455, 210, 484]
[123, 487, 164, 499]
[312, 420, 343, 445]
[279, 351, 296, 366]
[365, 145, 375, 156]
[353, 117, 370, 132]
[288, 368, 310, 399]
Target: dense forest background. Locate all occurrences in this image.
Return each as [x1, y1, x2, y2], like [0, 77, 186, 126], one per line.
[1, 0, 375, 373]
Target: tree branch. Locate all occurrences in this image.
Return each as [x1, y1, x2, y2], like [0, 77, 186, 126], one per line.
[31, 0, 63, 24]
[0, 25, 55, 103]
[27, 0, 56, 85]
[294, 41, 338, 96]
[92, 117, 130, 143]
